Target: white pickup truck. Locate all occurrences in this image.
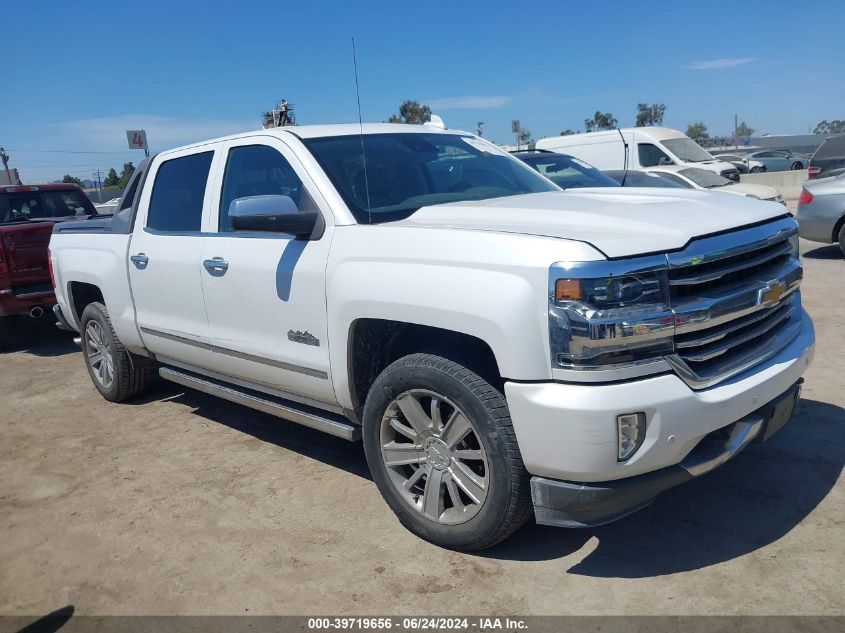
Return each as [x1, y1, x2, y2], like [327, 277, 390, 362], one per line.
[49, 123, 815, 550]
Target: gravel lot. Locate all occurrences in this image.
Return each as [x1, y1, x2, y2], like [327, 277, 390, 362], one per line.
[1, 238, 842, 617]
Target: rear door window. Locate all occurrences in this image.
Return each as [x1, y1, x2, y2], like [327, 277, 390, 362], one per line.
[147, 152, 214, 232]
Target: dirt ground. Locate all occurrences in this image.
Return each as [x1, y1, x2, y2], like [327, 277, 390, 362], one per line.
[1, 238, 843, 617]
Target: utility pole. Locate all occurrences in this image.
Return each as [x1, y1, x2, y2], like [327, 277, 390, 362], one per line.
[475, 122, 484, 137]
[0, 147, 11, 184]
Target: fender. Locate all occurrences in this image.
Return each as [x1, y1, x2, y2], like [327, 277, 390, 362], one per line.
[326, 224, 604, 409]
[52, 232, 145, 353]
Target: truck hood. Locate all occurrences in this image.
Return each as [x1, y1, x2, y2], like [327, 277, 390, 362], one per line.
[387, 189, 788, 258]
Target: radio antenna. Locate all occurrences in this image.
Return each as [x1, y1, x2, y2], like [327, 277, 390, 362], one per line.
[352, 38, 372, 224]
[617, 128, 629, 187]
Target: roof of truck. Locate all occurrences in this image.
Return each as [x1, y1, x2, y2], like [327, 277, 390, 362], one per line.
[283, 123, 459, 139]
[159, 123, 463, 156]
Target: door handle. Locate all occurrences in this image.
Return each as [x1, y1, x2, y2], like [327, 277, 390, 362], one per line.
[130, 253, 149, 269]
[203, 257, 229, 272]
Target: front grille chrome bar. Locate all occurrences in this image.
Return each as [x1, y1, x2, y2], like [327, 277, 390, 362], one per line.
[675, 293, 796, 350]
[669, 240, 793, 286]
[677, 302, 795, 363]
[665, 216, 802, 389]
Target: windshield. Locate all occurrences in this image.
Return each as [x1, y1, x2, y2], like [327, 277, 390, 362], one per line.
[662, 137, 714, 163]
[303, 133, 558, 223]
[606, 170, 685, 188]
[1, 189, 96, 224]
[519, 154, 618, 190]
[679, 168, 732, 188]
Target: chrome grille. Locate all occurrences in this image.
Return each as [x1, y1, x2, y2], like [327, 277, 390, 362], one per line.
[666, 217, 803, 389]
[669, 238, 793, 299]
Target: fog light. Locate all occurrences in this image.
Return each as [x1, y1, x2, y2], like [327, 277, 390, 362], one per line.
[617, 412, 647, 461]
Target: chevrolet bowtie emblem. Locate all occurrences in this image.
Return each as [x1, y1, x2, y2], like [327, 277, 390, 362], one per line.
[758, 281, 786, 306]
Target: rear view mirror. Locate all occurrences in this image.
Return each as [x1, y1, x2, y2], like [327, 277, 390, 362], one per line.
[228, 195, 323, 239]
[658, 156, 674, 166]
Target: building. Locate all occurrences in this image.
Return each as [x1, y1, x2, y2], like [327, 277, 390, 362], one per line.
[0, 168, 22, 186]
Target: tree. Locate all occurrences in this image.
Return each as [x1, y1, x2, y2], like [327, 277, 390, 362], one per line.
[814, 120, 845, 135]
[118, 162, 135, 188]
[735, 121, 754, 137]
[61, 175, 84, 187]
[584, 111, 617, 132]
[686, 122, 709, 140]
[388, 100, 431, 124]
[635, 103, 667, 127]
[517, 128, 533, 147]
[560, 129, 576, 136]
[103, 168, 120, 188]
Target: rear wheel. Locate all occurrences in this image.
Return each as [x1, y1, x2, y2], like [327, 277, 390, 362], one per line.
[80, 302, 154, 402]
[791, 162, 804, 170]
[362, 353, 532, 550]
[838, 224, 845, 257]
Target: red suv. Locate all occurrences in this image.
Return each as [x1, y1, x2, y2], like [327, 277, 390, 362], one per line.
[0, 184, 98, 328]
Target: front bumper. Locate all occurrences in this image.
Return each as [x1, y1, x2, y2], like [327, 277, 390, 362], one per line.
[530, 380, 802, 527]
[505, 309, 814, 483]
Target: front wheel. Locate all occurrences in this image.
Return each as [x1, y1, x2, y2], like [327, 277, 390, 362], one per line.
[80, 302, 154, 402]
[362, 353, 532, 550]
[751, 166, 763, 173]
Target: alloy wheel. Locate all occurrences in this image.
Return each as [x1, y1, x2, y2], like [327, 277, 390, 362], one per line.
[379, 389, 489, 525]
[85, 320, 115, 389]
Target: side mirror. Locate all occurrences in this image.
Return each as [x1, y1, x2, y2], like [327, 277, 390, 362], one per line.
[228, 195, 323, 239]
[658, 156, 674, 166]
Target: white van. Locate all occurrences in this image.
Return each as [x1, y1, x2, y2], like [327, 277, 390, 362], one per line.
[535, 127, 740, 181]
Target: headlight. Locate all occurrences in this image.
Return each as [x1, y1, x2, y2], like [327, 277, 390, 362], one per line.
[556, 275, 663, 309]
[549, 258, 674, 371]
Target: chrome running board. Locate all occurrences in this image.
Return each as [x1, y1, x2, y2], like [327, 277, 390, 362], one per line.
[159, 367, 361, 441]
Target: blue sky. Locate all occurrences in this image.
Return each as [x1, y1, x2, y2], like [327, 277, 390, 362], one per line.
[3, 0, 843, 182]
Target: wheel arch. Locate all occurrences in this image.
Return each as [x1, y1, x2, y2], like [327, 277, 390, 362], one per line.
[346, 319, 504, 416]
[68, 281, 105, 326]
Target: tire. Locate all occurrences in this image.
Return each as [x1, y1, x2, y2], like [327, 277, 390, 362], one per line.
[751, 166, 762, 173]
[791, 162, 804, 170]
[362, 353, 532, 550]
[80, 302, 154, 402]
[838, 224, 845, 257]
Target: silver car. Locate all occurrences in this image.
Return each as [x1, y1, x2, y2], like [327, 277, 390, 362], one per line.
[797, 172, 845, 255]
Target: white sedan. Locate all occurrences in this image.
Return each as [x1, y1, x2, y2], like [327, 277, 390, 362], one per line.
[645, 166, 785, 204]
